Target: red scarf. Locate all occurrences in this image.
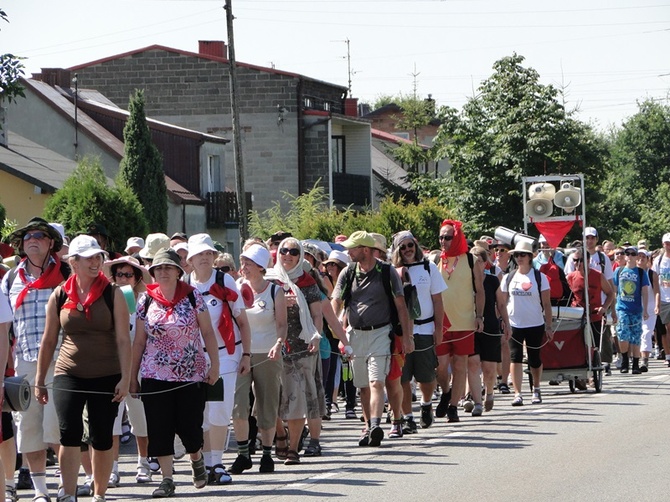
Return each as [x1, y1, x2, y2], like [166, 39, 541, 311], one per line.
[146, 281, 194, 317]
[15, 255, 66, 310]
[440, 219, 469, 259]
[208, 283, 239, 354]
[294, 272, 316, 288]
[62, 272, 110, 320]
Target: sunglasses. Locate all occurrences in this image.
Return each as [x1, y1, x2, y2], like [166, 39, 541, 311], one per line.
[574, 258, 583, 263]
[279, 247, 300, 257]
[400, 242, 415, 251]
[115, 272, 135, 279]
[23, 231, 49, 241]
[515, 253, 532, 259]
[495, 248, 508, 253]
[217, 266, 231, 273]
[625, 251, 638, 256]
[615, 251, 624, 255]
[439, 235, 454, 241]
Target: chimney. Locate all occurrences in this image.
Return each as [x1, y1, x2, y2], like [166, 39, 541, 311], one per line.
[198, 41, 227, 59]
[344, 97, 359, 117]
[36, 68, 72, 88]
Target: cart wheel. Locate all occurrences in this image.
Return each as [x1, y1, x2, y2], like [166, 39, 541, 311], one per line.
[591, 351, 603, 393]
[568, 379, 576, 393]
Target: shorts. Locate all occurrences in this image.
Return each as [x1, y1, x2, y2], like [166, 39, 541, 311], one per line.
[401, 335, 437, 383]
[233, 353, 282, 431]
[387, 336, 405, 381]
[203, 351, 241, 429]
[1, 412, 13, 442]
[349, 325, 392, 388]
[435, 330, 475, 357]
[474, 331, 502, 363]
[509, 325, 544, 368]
[13, 359, 59, 453]
[616, 311, 643, 346]
[112, 393, 148, 437]
[659, 302, 670, 325]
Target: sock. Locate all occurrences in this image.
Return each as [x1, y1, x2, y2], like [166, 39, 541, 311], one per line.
[622, 351, 629, 366]
[112, 460, 119, 473]
[211, 450, 224, 466]
[262, 445, 272, 457]
[5, 479, 13, 490]
[308, 438, 320, 446]
[534, 385, 541, 391]
[486, 393, 494, 399]
[403, 413, 414, 420]
[31, 473, 48, 497]
[420, 401, 431, 407]
[237, 440, 250, 458]
[391, 419, 402, 425]
[632, 357, 640, 369]
[370, 417, 381, 428]
[642, 357, 648, 366]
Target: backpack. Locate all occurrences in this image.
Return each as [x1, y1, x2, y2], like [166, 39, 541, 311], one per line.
[185, 269, 240, 331]
[596, 251, 606, 274]
[539, 257, 571, 305]
[504, 268, 544, 307]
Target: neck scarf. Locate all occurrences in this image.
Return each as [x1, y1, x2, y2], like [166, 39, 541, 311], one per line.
[264, 238, 320, 345]
[146, 281, 194, 317]
[62, 272, 110, 320]
[15, 254, 65, 310]
[208, 281, 239, 354]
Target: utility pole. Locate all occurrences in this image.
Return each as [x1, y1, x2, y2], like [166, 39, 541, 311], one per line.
[345, 38, 352, 97]
[224, 0, 248, 240]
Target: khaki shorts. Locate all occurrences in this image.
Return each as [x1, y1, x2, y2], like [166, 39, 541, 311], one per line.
[232, 353, 282, 431]
[349, 326, 392, 388]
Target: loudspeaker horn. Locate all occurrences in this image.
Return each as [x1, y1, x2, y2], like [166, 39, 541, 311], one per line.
[528, 182, 556, 200]
[554, 183, 581, 212]
[526, 199, 554, 219]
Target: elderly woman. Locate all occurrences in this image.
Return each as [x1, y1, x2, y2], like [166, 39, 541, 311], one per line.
[232, 243, 287, 474]
[35, 235, 131, 502]
[103, 256, 153, 485]
[183, 233, 250, 483]
[130, 249, 220, 498]
[268, 238, 323, 465]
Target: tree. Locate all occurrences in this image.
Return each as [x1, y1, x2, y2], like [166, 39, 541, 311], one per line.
[0, 9, 25, 111]
[44, 157, 149, 252]
[430, 53, 607, 237]
[118, 89, 167, 232]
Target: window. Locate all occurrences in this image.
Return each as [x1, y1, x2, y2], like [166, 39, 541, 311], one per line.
[207, 155, 222, 193]
[331, 136, 345, 174]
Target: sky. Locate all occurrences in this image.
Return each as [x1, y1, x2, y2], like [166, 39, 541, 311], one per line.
[3, 0, 669, 131]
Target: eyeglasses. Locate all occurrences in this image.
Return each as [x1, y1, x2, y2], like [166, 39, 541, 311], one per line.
[279, 247, 300, 257]
[400, 242, 415, 251]
[625, 251, 638, 256]
[217, 266, 231, 273]
[574, 258, 583, 263]
[615, 251, 624, 255]
[439, 235, 454, 241]
[515, 253, 532, 259]
[495, 248, 508, 253]
[23, 231, 49, 241]
[115, 272, 135, 279]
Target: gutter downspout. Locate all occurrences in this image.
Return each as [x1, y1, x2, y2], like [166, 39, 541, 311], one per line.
[297, 79, 304, 195]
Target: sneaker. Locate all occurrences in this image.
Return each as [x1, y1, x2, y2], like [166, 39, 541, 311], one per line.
[446, 405, 459, 423]
[77, 478, 93, 496]
[108, 470, 120, 488]
[259, 454, 275, 473]
[152, 478, 175, 498]
[358, 428, 370, 447]
[462, 399, 475, 413]
[639, 365, 648, 373]
[471, 403, 483, 417]
[388, 423, 403, 438]
[632, 367, 642, 375]
[229, 454, 252, 475]
[511, 395, 524, 406]
[208, 464, 232, 485]
[46, 447, 57, 467]
[498, 383, 511, 394]
[368, 425, 384, 447]
[17, 468, 32, 490]
[614, 356, 622, 369]
[136, 459, 152, 483]
[620, 367, 629, 374]
[435, 390, 451, 418]
[147, 457, 160, 473]
[4, 486, 17, 502]
[191, 454, 208, 489]
[666, 359, 670, 368]
[345, 409, 357, 420]
[56, 496, 76, 502]
[402, 417, 418, 435]
[484, 395, 494, 412]
[93, 496, 106, 502]
[531, 390, 542, 404]
[604, 364, 612, 376]
[420, 404, 433, 429]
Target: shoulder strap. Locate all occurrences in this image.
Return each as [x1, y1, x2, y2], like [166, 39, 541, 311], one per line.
[6, 267, 18, 290]
[534, 269, 543, 305]
[187, 291, 197, 309]
[270, 283, 277, 302]
[215, 269, 226, 287]
[56, 286, 67, 312]
[341, 264, 357, 310]
[597, 252, 606, 273]
[143, 294, 152, 313]
[466, 252, 476, 293]
[381, 263, 399, 327]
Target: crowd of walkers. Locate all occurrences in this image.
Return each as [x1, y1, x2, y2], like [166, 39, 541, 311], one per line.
[0, 217, 667, 501]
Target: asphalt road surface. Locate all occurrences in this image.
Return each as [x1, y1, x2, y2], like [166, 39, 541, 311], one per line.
[32, 358, 670, 501]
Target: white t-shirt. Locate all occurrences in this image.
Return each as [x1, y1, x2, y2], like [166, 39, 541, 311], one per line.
[652, 254, 670, 303]
[237, 278, 279, 353]
[565, 250, 613, 280]
[501, 270, 550, 328]
[405, 260, 447, 335]
[190, 270, 245, 350]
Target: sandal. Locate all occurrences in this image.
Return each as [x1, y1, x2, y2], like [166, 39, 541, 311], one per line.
[275, 427, 289, 460]
[284, 450, 300, 465]
[303, 443, 322, 457]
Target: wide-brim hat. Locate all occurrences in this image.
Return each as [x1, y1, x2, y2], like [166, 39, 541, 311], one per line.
[148, 249, 184, 278]
[241, 243, 271, 269]
[103, 255, 152, 284]
[186, 233, 217, 261]
[139, 233, 170, 259]
[323, 249, 351, 267]
[370, 233, 388, 254]
[9, 217, 63, 252]
[509, 241, 535, 256]
[125, 236, 145, 253]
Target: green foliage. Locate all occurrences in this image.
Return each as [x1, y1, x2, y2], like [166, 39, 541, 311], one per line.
[372, 94, 397, 110]
[1, 217, 16, 241]
[43, 157, 149, 252]
[248, 183, 453, 250]
[118, 89, 167, 232]
[0, 9, 25, 108]
[430, 53, 607, 237]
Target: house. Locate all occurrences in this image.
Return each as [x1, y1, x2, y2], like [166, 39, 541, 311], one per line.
[65, 41, 376, 213]
[4, 76, 243, 252]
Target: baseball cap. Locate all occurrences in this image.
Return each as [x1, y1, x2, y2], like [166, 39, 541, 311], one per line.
[584, 227, 598, 237]
[341, 231, 376, 249]
[65, 235, 108, 259]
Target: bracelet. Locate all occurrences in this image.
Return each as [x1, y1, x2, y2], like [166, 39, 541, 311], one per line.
[242, 353, 251, 357]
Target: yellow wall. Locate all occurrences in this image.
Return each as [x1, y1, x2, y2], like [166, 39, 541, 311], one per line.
[0, 171, 51, 226]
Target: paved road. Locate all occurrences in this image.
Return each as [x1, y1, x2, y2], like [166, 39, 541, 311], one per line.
[33, 358, 670, 501]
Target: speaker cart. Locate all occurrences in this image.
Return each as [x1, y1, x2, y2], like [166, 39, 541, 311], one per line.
[522, 174, 603, 393]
